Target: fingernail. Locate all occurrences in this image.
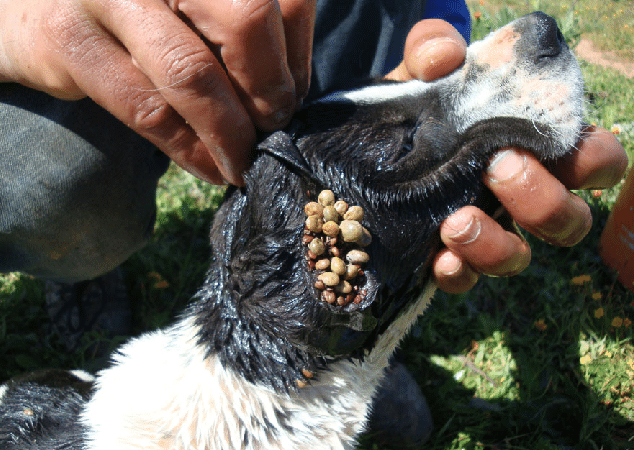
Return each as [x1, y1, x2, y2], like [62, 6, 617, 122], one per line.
[436, 251, 463, 276]
[445, 215, 482, 245]
[487, 149, 527, 182]
[536, 195, 593, 247]
[272, 107, 293, 126]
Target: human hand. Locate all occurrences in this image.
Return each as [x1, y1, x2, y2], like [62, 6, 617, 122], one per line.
[0, 0, 316, 185]
[386, 19, 629, 294]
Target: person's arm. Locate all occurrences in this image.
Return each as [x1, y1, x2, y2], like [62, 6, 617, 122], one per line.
[0, 0, 317, 186]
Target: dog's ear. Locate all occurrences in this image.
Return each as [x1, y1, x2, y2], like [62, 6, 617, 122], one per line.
[257, 128, 315, 181]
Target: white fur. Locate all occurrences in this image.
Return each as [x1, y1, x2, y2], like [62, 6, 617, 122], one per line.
[82, 283, 436, 450]
[70, 370, 96, 384]
[0, 384, 8, 404]
[319, 79, 432, 105]
[449, 33, 584, 151]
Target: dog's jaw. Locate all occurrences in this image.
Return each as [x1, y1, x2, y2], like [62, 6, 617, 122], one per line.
[324, 12, 584, 158]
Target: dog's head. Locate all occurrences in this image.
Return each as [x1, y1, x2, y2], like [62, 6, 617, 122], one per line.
[193, 12, 585, 391]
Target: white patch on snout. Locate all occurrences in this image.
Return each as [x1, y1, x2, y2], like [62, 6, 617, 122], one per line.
[468, 24, 520, 70]
[446, 17, 584, 153]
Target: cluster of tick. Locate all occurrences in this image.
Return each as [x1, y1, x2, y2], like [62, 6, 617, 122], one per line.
[303, 190, 371, 307]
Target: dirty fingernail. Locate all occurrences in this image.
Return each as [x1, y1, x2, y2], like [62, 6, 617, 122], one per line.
[272, 107, 293, 126]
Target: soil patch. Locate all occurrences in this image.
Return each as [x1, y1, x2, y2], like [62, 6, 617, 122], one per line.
[575, 38, 634, 79]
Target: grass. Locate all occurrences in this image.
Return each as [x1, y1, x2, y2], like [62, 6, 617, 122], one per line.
[468, 0, 634, 60]
[382, 192, 634, 449]
[1, 1, 634, 449]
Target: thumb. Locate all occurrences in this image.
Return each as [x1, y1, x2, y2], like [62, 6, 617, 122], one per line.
[385, 19, 467, 82]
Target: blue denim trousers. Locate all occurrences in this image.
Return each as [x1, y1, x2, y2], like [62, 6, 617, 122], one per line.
[0, 84, 170, 282]
[0, 0, 469, 283]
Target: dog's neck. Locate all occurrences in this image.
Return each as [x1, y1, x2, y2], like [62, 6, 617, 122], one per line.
[84, 282, 433, 450]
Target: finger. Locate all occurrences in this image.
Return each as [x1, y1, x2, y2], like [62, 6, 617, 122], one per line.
[433, 248, 480, 294]
[486, 149, 593, 247]
[182, 0, 297, 131]
[440, 206, 532, 277]
[56, 17, 227, 184]
[551, 126, 628, 190]
[278, 0, 318, 101]
[85, 0, 255, 185]
[385, 19, 467, 82]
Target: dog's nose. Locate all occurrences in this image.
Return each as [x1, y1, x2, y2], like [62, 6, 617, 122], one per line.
[519, 12, 567, 63]
[533, 12, 565, 57]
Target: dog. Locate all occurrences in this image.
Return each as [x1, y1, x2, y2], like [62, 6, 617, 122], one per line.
[0, 12, 585, 450]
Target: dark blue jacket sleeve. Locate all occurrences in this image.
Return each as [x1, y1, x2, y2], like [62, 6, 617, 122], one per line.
[423, 0, 471, 44]
[308, 0, 471, 101]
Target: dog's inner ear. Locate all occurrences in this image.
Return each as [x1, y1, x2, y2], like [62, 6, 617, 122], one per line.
[257, 129, 314, 180]
[389, 109, 460, 180]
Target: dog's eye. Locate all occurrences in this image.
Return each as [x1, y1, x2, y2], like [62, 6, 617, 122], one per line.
[393, 130, 416, 162]
[378, 116, 459, 178]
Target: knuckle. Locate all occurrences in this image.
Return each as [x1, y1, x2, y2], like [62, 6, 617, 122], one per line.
[233, 0, 280, 26]
[158, 42, 217, 95]
[129, 94, 176, 135]
[42, 5, 77, 46]
[527, 189, 570, 228]
[43, 5, 99, 57]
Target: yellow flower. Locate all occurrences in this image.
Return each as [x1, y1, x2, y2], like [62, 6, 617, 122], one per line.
[571, 275, 592, 285]
[148, 271, 170, 289]
[592, 292, 602, 300]
[153, 280, 170, 289]
[624, 318, 632, 328]
[580, 355, 592, 365]
[595, 308, 604, 319]
[612, 317, 624, 328]
[534, 319, 547, 331]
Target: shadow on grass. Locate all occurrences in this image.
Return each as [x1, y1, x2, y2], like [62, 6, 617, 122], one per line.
[360, 196, 633, 450]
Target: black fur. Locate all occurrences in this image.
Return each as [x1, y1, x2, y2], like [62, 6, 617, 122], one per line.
[193, 91, 561, 392]
[0, 370, 90, 449]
